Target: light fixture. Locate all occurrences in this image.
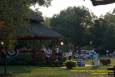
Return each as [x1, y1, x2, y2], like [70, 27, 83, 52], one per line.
[1, 41, 4, 45]
[60, 41, 64, 46]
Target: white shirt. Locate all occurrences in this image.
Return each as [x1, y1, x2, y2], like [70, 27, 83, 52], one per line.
[56, 47, 60, 53]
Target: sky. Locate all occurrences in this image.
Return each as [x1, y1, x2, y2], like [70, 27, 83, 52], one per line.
[31, 0, 115, 17]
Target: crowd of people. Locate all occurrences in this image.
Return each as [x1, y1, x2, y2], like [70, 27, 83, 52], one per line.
[41, 46, 62, 63]
[3, 45, 115, 66]
[40, 45, 102, 66]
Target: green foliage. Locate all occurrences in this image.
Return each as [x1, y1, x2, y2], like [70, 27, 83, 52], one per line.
[0, 0, 52, 49]
[29, 0, 52, 7]
[49, 6, 115, 51]
[43, 17, 51, 28]
[50, 6, 93, 47]
[0, 0, 30, 47]
[64, 60, 76, 69]
[90, 14, 115, 50]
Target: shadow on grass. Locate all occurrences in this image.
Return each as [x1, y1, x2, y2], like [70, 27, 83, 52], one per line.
[91, 66, 99, 70]
[0, 64, 63, 74]
[0, 66, 87, 77]
[91, 65, 113, 70]
[0, 65, 34, 74]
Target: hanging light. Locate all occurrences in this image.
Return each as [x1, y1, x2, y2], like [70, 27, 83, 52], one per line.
[1, 41, 4, 45]
[60, 41, 64, 46]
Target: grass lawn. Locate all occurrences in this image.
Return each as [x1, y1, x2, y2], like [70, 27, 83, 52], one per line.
[0, 57, 114, 77]
[0, 66, 110, 77]
[1, 65, 113, 77]
[0, 66, 77, 77]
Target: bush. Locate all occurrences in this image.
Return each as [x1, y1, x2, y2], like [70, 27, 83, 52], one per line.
[64, 60, 76, 69]
[100, 59, 111, 66]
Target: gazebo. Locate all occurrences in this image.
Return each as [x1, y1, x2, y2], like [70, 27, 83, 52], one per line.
[15, 11, 63, 65]
[0, 11, 63, 65]
[16, 11, 62, 40]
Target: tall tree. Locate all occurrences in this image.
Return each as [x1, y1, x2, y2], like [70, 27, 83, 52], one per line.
[50, 6, 93, 48]
[0, 0, 52, 74]
[90, 13, 115, 50]
[0, 0, 52, 48]
[103, 13, 115, 50]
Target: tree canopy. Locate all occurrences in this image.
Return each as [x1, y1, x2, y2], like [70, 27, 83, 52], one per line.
[50, 6, 93, 48]
[90, 13, 115, 50]
[0, 0, 52, 48]
[48, 6, 115, 51]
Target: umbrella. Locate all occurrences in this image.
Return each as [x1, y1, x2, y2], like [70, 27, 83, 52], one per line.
[91, 0, 115, 6]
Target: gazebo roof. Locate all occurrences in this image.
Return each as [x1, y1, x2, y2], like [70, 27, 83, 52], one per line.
[0, 11, 63, 40]
[91, 0, 115, 6]
[16, 11, 63, 40]
[16, 23, 63, 40]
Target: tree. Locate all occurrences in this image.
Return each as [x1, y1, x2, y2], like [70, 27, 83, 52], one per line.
[50, 6, 93, 48]
[0, 0, 52, 48]
[0, 0, 52, 75]
[90, 13, 115, 50]
[30, 0, 52, 7]
[103, 13, 115, 50]
[90, 18, 109, 48]
[43, 17, 51, 28]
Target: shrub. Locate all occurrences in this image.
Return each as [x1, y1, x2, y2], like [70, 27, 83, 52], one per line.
[100, 59, 111, 66]
[64, 60, 76, 69]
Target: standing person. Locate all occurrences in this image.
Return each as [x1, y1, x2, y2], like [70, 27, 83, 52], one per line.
[55, 46, 62, 62]
[68, 48, 73, 60]
[75, 49, 79, 58]
[42, 46, 52, 63]
[77, 53, 85, 66]
[106, 50, 109, 57]
[75, 46, 81, 58]
[90, 49, 95, 65]
[65, 51, 69, 60]
[90, 49, 100, 66]
[45, 47, 52, 63]
[112, 51, 115, 57]
[42, 45, 47, 54]
[92, 51, 100, 66]
[42, 45, 47, 61]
